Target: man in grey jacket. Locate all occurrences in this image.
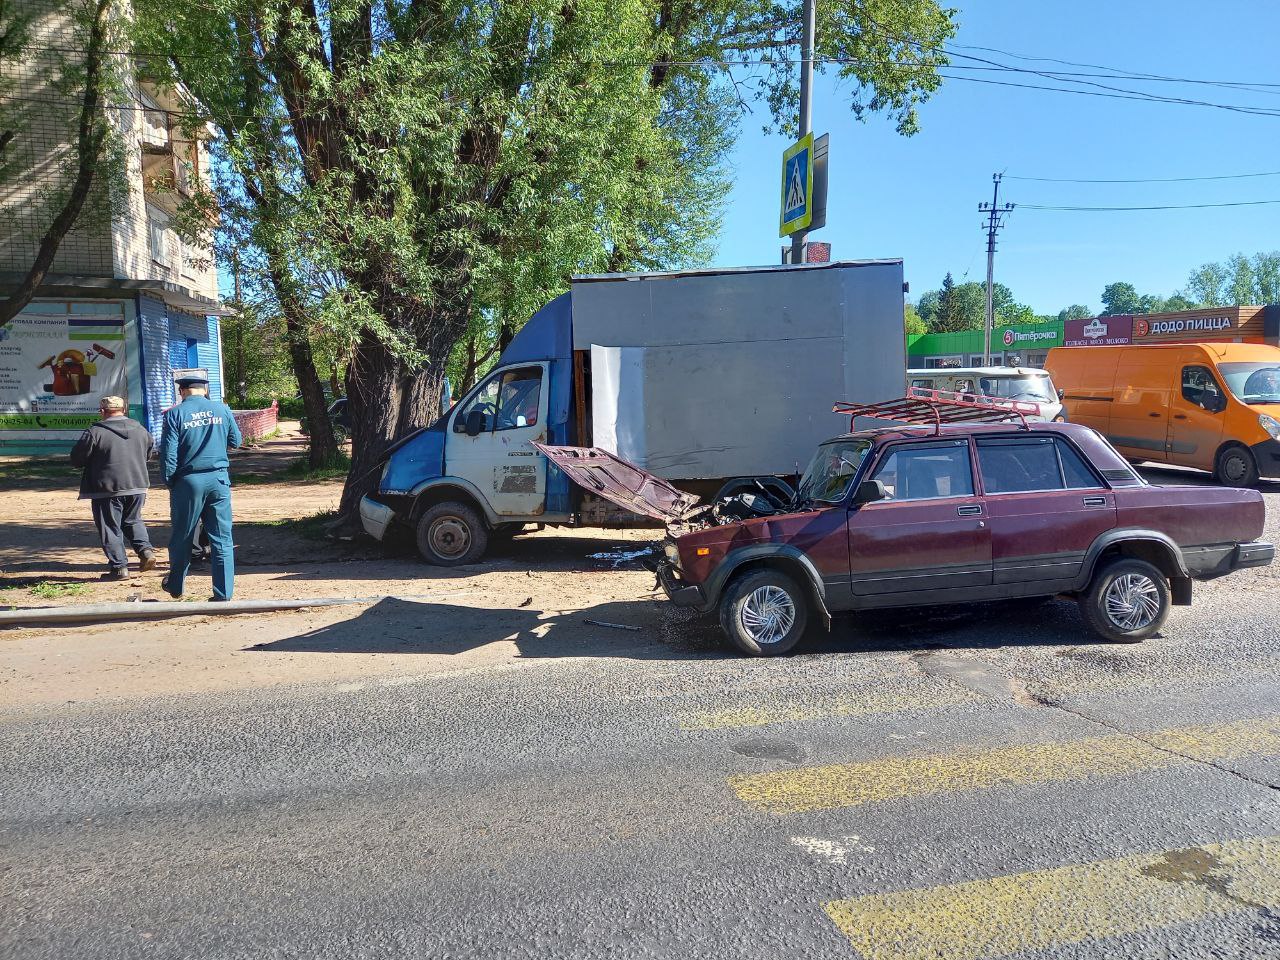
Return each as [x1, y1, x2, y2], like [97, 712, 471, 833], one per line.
[69, 396, 157, 580]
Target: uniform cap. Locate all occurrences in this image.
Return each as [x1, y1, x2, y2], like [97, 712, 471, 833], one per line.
[175, 374, 209, 388]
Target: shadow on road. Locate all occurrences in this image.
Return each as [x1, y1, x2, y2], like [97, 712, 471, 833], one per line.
[245, 596, 724, 660]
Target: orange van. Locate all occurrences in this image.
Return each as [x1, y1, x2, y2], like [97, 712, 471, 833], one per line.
[1045, 342, 1280, 485]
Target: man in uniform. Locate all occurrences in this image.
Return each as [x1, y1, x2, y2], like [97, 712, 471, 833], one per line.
[69, 395, 156, 579]
[159, 375, 242, 600]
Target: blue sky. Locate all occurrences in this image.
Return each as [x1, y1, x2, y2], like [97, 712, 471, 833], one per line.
[713, 0, 1280, 315]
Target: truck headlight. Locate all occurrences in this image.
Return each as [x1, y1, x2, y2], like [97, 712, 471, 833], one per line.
[1260, 413, 1280, 441]
[663, 541, 680, 565]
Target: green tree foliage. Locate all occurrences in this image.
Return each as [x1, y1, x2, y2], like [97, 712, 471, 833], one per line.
[135, 0, 958, 518]
[1183, 252, 1280, 306]
[916, 277, 1040, 333]
[903, 302, 926, 336]
[1057, 304, 1092, 323]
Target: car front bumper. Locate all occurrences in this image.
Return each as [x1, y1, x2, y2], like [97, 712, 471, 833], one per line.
[1250, 438, 1280, 478]
[359, 495, 396, 541]
[657, 560, 707, 609]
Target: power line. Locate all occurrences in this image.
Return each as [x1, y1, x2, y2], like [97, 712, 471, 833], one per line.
[1007, 170, 1280, 183]
[1019, 199, 1280, 211]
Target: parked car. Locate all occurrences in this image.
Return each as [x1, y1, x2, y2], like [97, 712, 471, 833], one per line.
[1046, 342, 1280, 486]
[541, 413, 1273, 657]
[907, 367, 1065, 422]
[300, 397, 352, 444]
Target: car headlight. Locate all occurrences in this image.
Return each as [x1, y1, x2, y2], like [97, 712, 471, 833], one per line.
[1260, 413, 1280, 441]
[663, 541, 680, 564]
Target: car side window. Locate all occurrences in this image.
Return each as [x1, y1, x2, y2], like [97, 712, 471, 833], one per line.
[495, 367, 542, 430]
[454, 374, 502, 433]
[910, 379, 933, 390]
[870, 441, 974, 501]
[1181, 366, 1224, 410]
[976, 437, 1103, 493]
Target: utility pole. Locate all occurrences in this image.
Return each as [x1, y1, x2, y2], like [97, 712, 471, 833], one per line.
[978, 173, 1014, 363]
[789, 0, 816, 264]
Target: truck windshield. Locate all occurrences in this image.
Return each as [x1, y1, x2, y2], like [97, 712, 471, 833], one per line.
[977, 374, 1057, 404]
[797, 439, 873, 504]
[1218, 362, 1280, 404]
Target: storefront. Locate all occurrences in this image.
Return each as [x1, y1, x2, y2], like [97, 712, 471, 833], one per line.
[906, 321, 1064, 370]
[1064, 306, 1280, 348]
[0, 292, 225, 454]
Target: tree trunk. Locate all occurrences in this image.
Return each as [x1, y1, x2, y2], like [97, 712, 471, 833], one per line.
[338, 334, 405, 520]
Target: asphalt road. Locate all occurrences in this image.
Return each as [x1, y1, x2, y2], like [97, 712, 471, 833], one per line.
[3, 471, 1280, 959]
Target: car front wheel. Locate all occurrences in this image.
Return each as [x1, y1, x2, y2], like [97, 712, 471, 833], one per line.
[1214, 444, 1259, 487]
[720, 569, 809, 657]
[1078, 558, 1170, 643]
[416, 501, 488, 566]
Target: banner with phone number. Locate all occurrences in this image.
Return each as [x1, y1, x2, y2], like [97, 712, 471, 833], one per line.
[0, 308, 127, 434]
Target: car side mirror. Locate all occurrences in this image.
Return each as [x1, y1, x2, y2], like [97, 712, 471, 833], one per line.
[464, 409, 486, 436]
[1057, 388, 1065, 401]
[1208, 393, 1227, 414]
[853, 479, 887, 506]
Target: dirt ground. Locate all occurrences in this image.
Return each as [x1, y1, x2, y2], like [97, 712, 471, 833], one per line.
[0, 425, 699, 708]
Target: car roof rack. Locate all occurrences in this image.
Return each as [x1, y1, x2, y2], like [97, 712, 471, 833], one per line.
[833, 388, 1042, 435]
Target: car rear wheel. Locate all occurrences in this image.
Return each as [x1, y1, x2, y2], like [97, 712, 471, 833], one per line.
[1214, 444, 1259, 487]
[1078, 558, 1170, 643]
[416, 502, 488, 566]
[720, 569, 809, 657]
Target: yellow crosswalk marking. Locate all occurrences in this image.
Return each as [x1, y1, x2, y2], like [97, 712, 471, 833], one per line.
[729, 716, 1280, 814]
[823, 836, 1280, 960]
[680, 686, 981, 731]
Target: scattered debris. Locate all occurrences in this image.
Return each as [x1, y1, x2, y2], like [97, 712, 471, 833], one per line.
[583, 618, 641, 632]
[587, 548, 653, 567]
[518, 597, 532, 608]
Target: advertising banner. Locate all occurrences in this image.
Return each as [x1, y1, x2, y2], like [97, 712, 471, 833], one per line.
[1064, 314, 1134, 347]
[0, 303, 128, 434]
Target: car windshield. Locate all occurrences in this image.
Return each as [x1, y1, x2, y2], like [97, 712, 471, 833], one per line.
[796, 439, 873, 504]
[1218, 362, 1280, 404]
[977, 374, 1057, 403]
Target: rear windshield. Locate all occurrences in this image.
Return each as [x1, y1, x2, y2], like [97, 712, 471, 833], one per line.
[977, 374, 1057, 404]
[1218, 362, 1280, 404]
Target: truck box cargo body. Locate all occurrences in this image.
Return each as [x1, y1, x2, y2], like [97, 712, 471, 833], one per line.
[361, 260, 907, 564]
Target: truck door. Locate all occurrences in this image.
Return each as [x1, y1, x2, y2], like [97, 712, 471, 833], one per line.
[447, 363, 550, 517]
[1108, 351, 1172, 462]
[1167, 357, 1227, 472]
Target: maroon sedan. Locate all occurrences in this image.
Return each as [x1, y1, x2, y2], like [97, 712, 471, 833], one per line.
[541, 418, 1273, 656]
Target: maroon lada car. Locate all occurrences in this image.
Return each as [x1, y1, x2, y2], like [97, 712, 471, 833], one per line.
[539, 411, 1274, 656]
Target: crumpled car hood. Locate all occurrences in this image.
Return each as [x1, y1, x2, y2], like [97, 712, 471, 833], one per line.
[532, 443, 702, 523]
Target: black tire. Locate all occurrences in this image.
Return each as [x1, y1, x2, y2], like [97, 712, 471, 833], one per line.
[415, 502, 488, 566]
[1214, 444, 1259, 487]
[719, 569, 809, 657]
[1077, 558, 1170, 643]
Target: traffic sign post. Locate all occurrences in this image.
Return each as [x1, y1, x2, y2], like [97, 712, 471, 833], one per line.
[779, 133, 814, 238]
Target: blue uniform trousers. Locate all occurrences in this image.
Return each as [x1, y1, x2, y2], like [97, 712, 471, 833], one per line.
[168, 470, 234, 600]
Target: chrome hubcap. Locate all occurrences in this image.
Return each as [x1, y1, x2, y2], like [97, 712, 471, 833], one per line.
[740, 585, 797, 645]
[430, 517, 470, 558]
[1104, 573, 1161, 631]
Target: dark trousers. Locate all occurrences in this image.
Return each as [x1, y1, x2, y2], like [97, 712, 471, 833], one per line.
[167, 471, 234, 600]
[91, 494, 152, 570]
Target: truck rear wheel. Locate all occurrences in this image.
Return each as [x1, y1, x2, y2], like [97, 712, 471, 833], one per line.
[720, 569, 809, 657]
[416, 502, 488, 566]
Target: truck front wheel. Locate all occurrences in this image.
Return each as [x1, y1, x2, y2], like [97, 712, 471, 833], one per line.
[720, 569, 809, 657]
[416, 502, 488, 566]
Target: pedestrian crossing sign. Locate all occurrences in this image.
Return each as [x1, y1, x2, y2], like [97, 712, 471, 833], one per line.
[779, 133, 814, 237]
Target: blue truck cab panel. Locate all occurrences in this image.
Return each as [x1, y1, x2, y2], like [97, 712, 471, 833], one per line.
[360, 293, 575, 544]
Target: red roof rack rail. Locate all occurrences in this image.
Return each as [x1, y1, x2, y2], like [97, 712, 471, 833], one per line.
[833, 388, 1043, 435]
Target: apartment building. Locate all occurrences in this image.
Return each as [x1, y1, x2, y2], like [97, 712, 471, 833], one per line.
[0, 0, 227, 452]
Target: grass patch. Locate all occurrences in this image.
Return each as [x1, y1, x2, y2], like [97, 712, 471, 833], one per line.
[240, 427, 283, 448]
[247, 509, 341, 541]
[0, 459, 80, 484]
[237, 453, 350, 485]
[27, 581, 89, 600]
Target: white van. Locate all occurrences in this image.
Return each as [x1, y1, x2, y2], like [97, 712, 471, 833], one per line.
[906, 366, 1065, 422]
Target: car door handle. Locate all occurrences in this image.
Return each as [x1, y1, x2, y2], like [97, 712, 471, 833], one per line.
[1173, 414, 1188, 420]
[1082, 496, 1107, 507]
[956, 505, 982, 516]
[1148, 412, 1161, 418]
